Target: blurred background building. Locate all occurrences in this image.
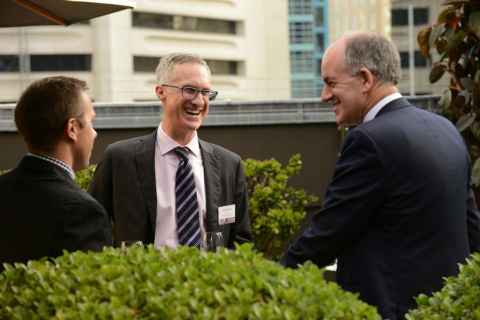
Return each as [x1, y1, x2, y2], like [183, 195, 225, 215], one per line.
[391, 0, 447, 96]
[0, 0, 290, 103]
[0, 0, 448, 103]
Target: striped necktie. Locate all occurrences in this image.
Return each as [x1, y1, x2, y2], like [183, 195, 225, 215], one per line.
[174, 147, 202, 247]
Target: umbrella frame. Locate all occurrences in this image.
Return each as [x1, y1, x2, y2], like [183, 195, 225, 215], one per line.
[15, 0, 67, 25]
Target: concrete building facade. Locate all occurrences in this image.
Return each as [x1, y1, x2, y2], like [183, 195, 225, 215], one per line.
[0, 0, 291, 103]
[391, 0, 447, 95]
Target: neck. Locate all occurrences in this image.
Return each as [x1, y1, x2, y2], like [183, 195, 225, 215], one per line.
[362, 84, 398, 117]
[29, 144, 74, 170]
[161, 122, 195, 146]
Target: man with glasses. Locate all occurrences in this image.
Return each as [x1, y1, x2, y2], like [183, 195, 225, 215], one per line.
[90, 53, 252, 249]
[0, 76, 112, 268]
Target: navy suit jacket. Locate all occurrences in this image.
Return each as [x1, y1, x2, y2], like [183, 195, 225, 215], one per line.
[89, 131, 252, 248]
[282, 98, 480, 320]
[0, 156, 112, 268]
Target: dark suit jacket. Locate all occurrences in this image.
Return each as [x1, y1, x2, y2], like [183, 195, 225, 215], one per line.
[0, 156, 112, 268]
[89, 131, 252, 248]
[282, 98, 480, 320]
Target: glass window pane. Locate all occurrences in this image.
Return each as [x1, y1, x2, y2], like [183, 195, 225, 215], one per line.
[133, 12, 236, 35]
[392, 9, 408, 26]
[414, 8, 429, 25]
[0, 55, 19, 72]
[30, 54, 91, 72]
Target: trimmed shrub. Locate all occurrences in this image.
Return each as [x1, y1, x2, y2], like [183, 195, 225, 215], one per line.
[75, 165, 96, 191]
[406, 252, 480, 319]
[244, 154, 318, 259]
[0, 244, 380, 319]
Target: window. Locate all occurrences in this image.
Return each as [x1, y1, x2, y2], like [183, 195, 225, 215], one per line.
[132, 12, 236, 35]
[292, 79, 316, 98]
[414, 51, 427, 67]
[0, 55, 19, 72]
[315, 7, 324, 26]
[133, 56, 159, 73]
[392, 7, 430, 26]
[132, 12, 173, 29]
[133, 56, 239, 75]
[316, 33, 325, 51]
[399, 51, 428, 68]
[414, 8, 429, 25]
[290, 51, 314, 73]
[205, 60, 238, 75]
[289, 21, 313, 44]
[30, 54, 91, 71]
[317, 58, 322, 76]
[392, 9, 408, 26]
[289, 0, 312, 15]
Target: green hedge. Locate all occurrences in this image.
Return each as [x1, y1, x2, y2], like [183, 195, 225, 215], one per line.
[3, 155, 318, 260]
[406, 252, 480, 320]
[0, 244, 380, 319]
[244, 154, 318, 259]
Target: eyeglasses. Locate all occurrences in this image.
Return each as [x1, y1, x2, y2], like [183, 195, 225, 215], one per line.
[162, 84, 218, 101]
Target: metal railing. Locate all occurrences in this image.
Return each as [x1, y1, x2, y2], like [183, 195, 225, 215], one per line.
[0, 96, 440, 132]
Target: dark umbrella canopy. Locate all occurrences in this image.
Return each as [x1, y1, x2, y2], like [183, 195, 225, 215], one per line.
[0, 0, 135, 27]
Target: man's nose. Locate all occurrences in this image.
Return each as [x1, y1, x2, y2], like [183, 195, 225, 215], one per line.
[191, 91, 205, 105]
[320, 86, 332, 102]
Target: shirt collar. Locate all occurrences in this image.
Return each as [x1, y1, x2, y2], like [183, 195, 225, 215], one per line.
[27, 152, 75, 179]
[363, 92, 402, 123]
[156, 123, 201, 158]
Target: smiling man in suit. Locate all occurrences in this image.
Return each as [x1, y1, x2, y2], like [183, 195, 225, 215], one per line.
[0, 76, 112, 268]
[281, 32, 480, 320]
[90, 53, 252, 249]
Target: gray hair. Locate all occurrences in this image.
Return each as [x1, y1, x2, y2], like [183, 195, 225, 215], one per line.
[155, 53, 211, 84]
[344, 33, 401, 85]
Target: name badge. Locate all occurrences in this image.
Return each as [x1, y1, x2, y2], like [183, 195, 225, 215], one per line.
[218, 204, 235, 225]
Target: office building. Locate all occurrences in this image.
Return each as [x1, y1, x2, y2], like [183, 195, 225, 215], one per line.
[0, 0, 290, 103]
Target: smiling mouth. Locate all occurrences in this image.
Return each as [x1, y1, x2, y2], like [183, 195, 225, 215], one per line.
[184, 108, 202, 116]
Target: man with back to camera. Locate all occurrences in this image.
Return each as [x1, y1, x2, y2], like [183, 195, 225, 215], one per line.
[89, 53, 252, 249]
[281, 32, 480, 320]
[0, 76, 112, 268]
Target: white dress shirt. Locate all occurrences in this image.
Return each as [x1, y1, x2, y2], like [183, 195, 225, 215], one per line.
[363, 92, 402, 123]
[153, 124, 206, 248]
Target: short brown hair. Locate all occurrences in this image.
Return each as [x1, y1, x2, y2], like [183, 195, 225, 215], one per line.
[15, 76, 88, 152]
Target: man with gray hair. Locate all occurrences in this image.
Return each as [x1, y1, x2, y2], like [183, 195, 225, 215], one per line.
[282, 32, 480, 319]
[90, 53, 252, 250]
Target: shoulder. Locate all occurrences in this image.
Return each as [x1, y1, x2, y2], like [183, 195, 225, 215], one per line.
[200, 140, 241, 163]
[64, 186, 107, 214]
[104, 132, 155, 156]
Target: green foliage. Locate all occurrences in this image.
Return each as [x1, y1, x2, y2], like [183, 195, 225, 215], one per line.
[2, 154, 318, 260]
[244, 154, 318, 260]
[418, 0, 480, 192]
[75, 165, 96, 191]
[406, 252, 480, 320]
[0, 244, 380, 320]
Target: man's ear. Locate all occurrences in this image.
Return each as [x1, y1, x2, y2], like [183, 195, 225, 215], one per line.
[65, 118, 79, 142]
[155, 85, 166, 101]
[358, 67, 375, 93]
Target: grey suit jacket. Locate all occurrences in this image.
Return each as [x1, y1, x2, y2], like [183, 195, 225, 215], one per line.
[89, 131, 252, 248]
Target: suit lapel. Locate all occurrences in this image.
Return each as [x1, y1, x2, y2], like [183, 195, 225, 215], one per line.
[135, 131, 157, 236]
[200, 140, 220, 231]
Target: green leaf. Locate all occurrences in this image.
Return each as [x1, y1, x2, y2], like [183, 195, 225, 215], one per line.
[429, 63, 447, 83]
[417, 27, 432, 58]
[456, 112, 476, 132]
[429, 24, 446, 49]
[468, 11, 480, 38]
[439, 89, 452, 112]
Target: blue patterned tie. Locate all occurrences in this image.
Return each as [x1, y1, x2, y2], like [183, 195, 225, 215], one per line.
[174, 147, 202, 247]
